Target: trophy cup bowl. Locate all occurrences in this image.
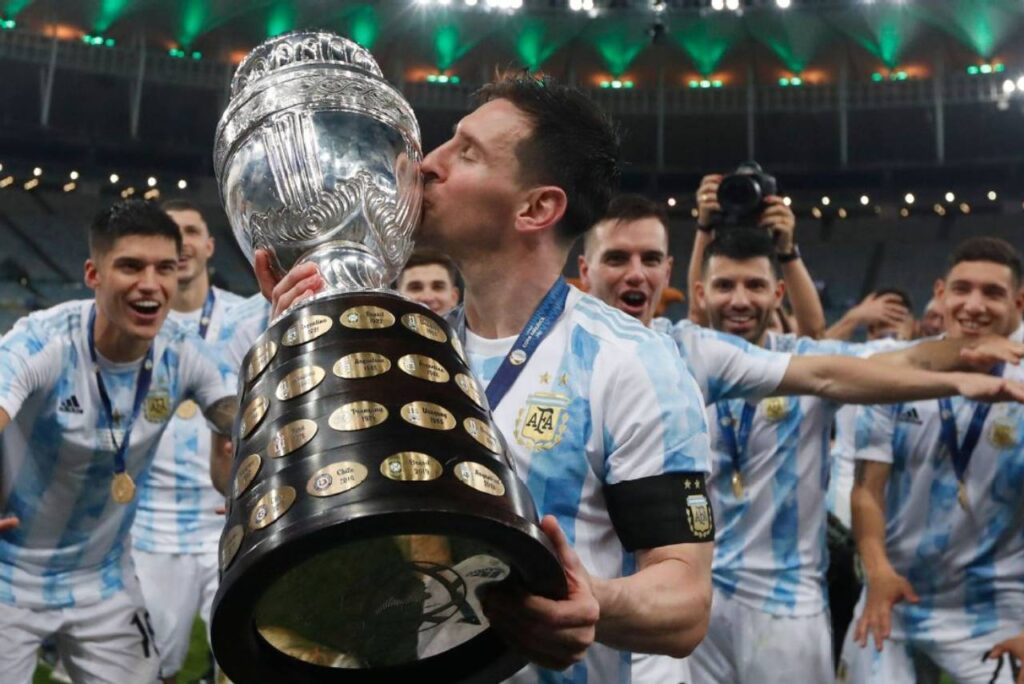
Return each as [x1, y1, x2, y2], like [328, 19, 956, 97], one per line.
[210, 32, 566, 683]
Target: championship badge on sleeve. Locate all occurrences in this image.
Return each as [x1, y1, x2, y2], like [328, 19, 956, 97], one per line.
[761, 396, 789, 422]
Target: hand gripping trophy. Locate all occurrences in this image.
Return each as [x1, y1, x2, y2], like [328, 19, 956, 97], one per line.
[210, 32, 565, 683]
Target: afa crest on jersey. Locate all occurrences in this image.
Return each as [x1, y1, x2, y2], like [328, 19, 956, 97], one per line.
[515, 392, 570, 451]
[144, 390, 172, 423]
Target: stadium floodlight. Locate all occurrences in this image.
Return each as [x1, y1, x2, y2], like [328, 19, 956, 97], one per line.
[944, 191, 955, 203]
[1004, 80, 1016, 95]
[811, 207, 822, 219]
[32, 167, 42, 177]
[177, 179, 188, 190]
[725, 0, 740, 9]
[988, 190, 998, 201]
[667, 197, 677, 207]
[109, 173, 120, 184]
[69, 170, 79, 180]
[711, 0, 725, 10]
[838, 208, 847, 219]
[782, 196, 792, 206]
[860, 195, 870, 206]
[904, 193, 915, 205]
[821, 196, 830, 206]
[1018, 76, 1024, 92]
[0, 163, 3, 172]
[776, 0, 791, 7]
[147, 177, 157, 187]
[465, 0, 478, 5]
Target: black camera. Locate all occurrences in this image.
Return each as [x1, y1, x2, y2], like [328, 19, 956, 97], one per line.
[716, 161, 778, 227]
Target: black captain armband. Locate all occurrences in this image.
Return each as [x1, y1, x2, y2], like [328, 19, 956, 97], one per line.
[604, 472, 715, 551]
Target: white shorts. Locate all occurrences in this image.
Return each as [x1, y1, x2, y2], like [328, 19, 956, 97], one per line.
[133, 548, 218, 678]
[632, 653, 693, 684]
[0, 581, 160, 684]
[690, 588, 835, 684]
[838, 594, 1021, 684]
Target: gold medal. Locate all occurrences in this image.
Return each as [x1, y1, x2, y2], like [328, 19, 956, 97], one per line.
[175, 399, 199, 419]
[111, 472, 136, 504]
[731, 471, 745, 499]
[957, 481, 970, 512]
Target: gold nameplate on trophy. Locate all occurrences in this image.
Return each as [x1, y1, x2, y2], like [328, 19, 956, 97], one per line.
[220, 524, 245, 570]
[234, 453, 263, 498]
[455, 374, 485, 408]
[282, 314, 334, 347]
[380, 452, 443, 481]
[276, 366, 327, 401]
[329, 401, 389, 431]
[246, 339, 278, 383]
[269, 419, 319, 458]
[400, 401, 456, 431]
[249, 486, 297, 531]
[333, 352, 391, 379]
[397, 354, 450, 383]
[340, 305, 396, 330]
[454, 461, 506, 497]
[464, 417, 502, 454]
[240, 396, 271, 438]
[451, 335, 468, 363]
[401, 313, 448, 343]
[307, 461, 369, 497]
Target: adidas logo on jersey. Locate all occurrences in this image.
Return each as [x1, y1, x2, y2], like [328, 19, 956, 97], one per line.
[58, 395, 84, 414]
[897, 407, 922, 424]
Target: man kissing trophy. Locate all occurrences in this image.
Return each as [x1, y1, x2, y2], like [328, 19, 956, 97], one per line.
[210, 31, 564, 683]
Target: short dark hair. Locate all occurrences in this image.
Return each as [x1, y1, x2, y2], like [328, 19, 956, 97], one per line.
[947, 237, 1022, 287]
[872, 287, 913, 312]
[89, 199, 182, 256]
[160, 198, 203, 215]
[398, 248, 459, 288]
[701, 228, 779, 276]
[476, 72, 621, 244]
[585, 193, 669, 255]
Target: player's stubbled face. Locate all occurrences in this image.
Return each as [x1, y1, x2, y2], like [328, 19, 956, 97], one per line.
[941, 260, 1023, 339]
[703, 255, 782, 344]
[89, 235, 180, 341]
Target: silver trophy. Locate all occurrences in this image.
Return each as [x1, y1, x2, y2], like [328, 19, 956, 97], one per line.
[210, 32, 564, 684]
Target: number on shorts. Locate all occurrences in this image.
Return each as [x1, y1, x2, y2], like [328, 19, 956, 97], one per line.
[131, 610, 159, 659]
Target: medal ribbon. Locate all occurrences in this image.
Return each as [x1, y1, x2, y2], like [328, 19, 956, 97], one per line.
[717, 400, 757, 478]
[937, 363, 1004, 484]
[87, 304, 155, 477]
[454, 277, 570, 410]
[197, 288, 216, 339]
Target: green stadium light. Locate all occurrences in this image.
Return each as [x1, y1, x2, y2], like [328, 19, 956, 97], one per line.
[871, 72, 884, 82]
[190, 50, 201, 60]
[980, 63, 992, 74]
[0, 18, 15, 30]
[688, 80, 699, 89]
[168, 48, 185, 58]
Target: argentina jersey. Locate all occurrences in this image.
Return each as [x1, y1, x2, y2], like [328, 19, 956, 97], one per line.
[707, 332, 881, 617]
[464, 288, 711, 684]
[653, 317, 791, 405]
[132, 289, 267, 554]
[0, 300, 236, 609]
[853, 362, 1024, 644]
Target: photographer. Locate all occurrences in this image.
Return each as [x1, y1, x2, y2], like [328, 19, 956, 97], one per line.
[687, 168, 825, 339]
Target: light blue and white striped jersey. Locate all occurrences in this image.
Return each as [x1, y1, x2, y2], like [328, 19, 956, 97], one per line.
[707, 332, 885, 617]
[464, 289, 712, 684]
[653, 318, 791, 405]
[132, 290, 269, 554]
[828, 339, 918, 528]
[0, 300, 236, 609]
[853, 361, 1024, 644]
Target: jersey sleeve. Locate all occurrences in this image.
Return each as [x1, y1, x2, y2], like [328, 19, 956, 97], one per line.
[178, 333, 236, 411]
[602, 333, 712, 484]
[670, 321, 791, 404]
[221, 295, 270, 379]
[852, 402, 898, 464]
[0, 315, 63, 419]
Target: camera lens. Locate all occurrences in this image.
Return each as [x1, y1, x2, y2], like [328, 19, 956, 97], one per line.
[718, 175, 763, 217]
